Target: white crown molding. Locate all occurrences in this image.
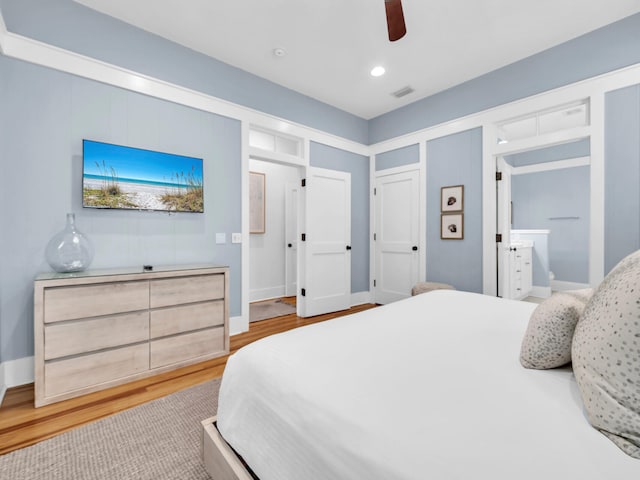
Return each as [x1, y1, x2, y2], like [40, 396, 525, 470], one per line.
[0, 6, 638, 186]
[369, 63, 640, 155]
[0, 11, 369, 157]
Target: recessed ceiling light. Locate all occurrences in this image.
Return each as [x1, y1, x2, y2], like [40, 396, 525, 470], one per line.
[273, 48, 287, 57]
[370, 66, 386, 77]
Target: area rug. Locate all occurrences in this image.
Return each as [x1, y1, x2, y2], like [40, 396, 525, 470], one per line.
[0, 379, 221, 480]
[250, 298, 296, 322]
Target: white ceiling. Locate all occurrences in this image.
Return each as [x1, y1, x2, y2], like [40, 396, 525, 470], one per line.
[74, 0, 640, 119]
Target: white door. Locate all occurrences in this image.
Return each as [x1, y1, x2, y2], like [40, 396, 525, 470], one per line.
[300, 167, 351, 317]
[496, 157, 512, 298]
[284, 181, 298, 297]
[375, 169, 420, 304]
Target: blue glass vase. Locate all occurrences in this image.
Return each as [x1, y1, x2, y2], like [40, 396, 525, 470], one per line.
[45, 213, 94, 273]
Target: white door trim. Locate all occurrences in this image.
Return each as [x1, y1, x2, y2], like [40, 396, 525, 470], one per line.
[492, 98, 604, 297]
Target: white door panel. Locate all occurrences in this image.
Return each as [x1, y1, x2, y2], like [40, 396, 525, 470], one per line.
[375, 169, 420, 304]
[301, 168, 351, 317]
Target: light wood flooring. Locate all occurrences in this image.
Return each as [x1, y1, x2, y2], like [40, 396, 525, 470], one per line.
[0, 299, 376, 455]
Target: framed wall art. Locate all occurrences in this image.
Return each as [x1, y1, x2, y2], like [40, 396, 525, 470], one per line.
[441, 213, 464, 240]
[441, 185, 464, 212]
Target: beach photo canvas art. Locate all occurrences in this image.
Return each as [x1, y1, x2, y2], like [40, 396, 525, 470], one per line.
[82, 140, 204, 213]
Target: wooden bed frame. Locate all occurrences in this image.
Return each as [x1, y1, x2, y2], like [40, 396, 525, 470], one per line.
[201, 416, 256, 480]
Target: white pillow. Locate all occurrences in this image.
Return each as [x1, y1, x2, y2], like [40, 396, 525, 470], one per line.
[519, 289, 593, 369]
[572, 250, 640, 458]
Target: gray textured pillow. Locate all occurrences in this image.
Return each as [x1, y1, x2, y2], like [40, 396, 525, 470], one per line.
[572, 249, 640, 459]
[520, 289, 593, 369]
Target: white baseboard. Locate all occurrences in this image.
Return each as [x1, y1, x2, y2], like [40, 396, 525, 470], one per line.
[229, 315, 248, 336]
[551, 280, 591, 291]
[2, 356, 34, 391]
[351, 291, 372, 306]
[530, 286, 552, 299]
[249, 286, 286, 303]
[0, 363, 6, 407]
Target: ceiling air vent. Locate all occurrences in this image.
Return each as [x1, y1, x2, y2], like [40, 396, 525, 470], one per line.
[392, 86, 414, 98]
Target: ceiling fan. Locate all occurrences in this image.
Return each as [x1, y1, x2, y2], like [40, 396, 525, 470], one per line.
[385, 0, 407, 42]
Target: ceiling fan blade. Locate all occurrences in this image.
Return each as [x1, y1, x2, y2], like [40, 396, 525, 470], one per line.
[385, 0, 407, 42]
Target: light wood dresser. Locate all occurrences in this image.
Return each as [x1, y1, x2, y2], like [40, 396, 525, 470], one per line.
[34, 264, 229, 407]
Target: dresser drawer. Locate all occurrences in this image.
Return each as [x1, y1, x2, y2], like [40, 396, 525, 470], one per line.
[150, 327, 225, 368]
[150, 274, 224, 308]
[44, 343, 149, 398]
[150, 300, 224, 339]
[44, 311, 149, 360]
[44, 281, 149, 323]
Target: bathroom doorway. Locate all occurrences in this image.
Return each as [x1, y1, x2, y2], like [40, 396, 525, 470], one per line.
[499, 140, 591, 301]
[495, 101, 596, 300]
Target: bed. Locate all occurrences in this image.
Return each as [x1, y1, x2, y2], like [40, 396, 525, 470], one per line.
[202, 290, 640, 479]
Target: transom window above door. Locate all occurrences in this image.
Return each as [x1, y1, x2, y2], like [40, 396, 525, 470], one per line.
[249, 128, 303, 158]
[497, 100, 590, 144]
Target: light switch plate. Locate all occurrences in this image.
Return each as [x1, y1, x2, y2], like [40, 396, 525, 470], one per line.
[231, 233, 242, 244]
[215, 233, 226, 244]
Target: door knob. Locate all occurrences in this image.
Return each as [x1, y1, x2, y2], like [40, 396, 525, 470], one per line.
[346, 245, 352, 250]
[288, 243, 292, 248]
[412, 246, 418, 251]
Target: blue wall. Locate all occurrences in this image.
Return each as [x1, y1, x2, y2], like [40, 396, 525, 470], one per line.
[605, 85, 640, 272]
[370, 13, 640, 143]
[310, 142, 370, 293]
[0, 0, 368, 144]
[375, 144, 419, 171]
[0, 55, 241, 362]
[2, 1, 640, 367]
[426, 128, 483, 293]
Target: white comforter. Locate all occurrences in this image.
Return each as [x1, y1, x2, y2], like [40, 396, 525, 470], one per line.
[217, 290, 640, 479]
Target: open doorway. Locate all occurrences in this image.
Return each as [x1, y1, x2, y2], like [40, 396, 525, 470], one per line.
[495, 100, 594, 301]
[499, 140, 591, 302]
[248, 158, 302, 322]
